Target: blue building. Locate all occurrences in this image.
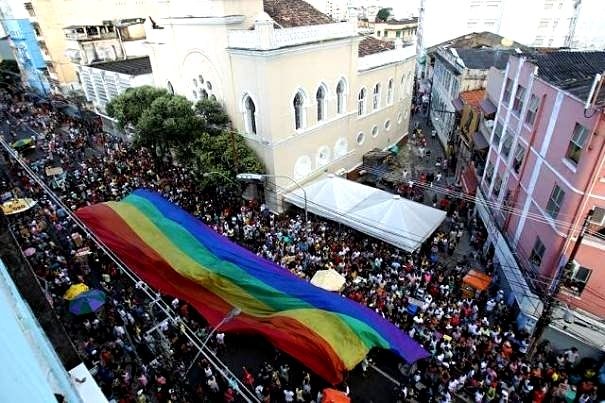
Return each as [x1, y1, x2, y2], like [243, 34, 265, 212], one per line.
[0, 1, 50, 95]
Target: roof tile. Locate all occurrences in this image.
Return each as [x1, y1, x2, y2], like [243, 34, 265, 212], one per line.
[358, 37, 395, 57]
[263, 0, 332, 28]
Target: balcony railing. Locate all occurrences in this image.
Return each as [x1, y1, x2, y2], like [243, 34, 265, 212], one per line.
[228, 22, 356, 51]
[65, 31, 117, 41]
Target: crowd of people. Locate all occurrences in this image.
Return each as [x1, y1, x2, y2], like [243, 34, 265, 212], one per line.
[0, 87, 604, 403]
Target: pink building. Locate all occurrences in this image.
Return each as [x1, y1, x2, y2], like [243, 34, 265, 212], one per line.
[479, 51, 605, 319]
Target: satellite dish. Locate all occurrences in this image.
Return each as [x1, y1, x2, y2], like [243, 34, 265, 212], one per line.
[501, 38, 514, 47]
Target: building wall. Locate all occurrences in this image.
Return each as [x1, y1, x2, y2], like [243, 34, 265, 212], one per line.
[79, 65, 153, 113]
[568, 0, 605, 49]
[0, 0, 49, 94]
[430, 55, 460, 147]
[146, 10, 415, 194]
[372, 22, 417, 43]
[421, 0, 578, 49]
[31, 0, 155, 90]
[481, 54, 605, 318]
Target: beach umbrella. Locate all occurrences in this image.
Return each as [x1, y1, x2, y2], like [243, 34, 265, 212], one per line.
[69, 289, 106, 315]
[63, 283, 89, 300]
[23, 247, 36, 257]
[311, 269, 346, 292]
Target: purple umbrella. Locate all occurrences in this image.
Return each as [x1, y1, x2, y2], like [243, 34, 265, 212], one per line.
[69, 289, 106, 315]
[23, 247, 36, 257]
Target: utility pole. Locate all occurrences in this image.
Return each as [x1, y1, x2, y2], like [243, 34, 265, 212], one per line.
[529, 207, 595, 356]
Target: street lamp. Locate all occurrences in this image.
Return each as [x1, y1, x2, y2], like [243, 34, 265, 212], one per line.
[236, 173, 308, 222]
[186, 307, 241, 374]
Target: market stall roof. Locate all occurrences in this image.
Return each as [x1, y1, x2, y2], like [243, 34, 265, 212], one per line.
[284, 175, 446, 252]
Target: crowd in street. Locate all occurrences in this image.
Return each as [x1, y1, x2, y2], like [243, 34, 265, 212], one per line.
[0, 88, 604, 403]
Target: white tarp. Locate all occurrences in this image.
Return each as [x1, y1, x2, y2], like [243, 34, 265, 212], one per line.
[284, 175, 446, 252]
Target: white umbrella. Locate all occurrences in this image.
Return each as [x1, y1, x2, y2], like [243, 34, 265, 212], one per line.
[311, 269, 346, 292]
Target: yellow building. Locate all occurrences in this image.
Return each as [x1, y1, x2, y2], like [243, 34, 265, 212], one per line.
[146, 0, 416, 206]
[30, 0, 154, 91]
[372, 17, 418, 44]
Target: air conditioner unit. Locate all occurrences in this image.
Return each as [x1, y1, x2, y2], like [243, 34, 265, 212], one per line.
[589, 206, 605, 226]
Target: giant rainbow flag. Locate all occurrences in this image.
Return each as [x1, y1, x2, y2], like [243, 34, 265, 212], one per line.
[76, 190, 429, 383]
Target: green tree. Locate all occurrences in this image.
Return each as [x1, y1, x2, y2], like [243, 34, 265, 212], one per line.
[194, 98, 230, 134]
[136, 94, 199, 152]
[376, 8, 392, 22]
[106, 85, 169, 129]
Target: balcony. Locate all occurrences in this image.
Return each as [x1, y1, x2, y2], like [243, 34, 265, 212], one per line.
[479, 117, 494, 141]
[64, 26, 117, 42]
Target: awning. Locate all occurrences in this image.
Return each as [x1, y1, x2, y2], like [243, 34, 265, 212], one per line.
[284, 175, 446, 252]
[451, 97, 464, 112]
[473, 130, 489, 150]
[480, 98, 497, 115]
[461, 166, 478, 195]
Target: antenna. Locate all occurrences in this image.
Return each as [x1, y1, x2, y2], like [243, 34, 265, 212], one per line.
[585, 73, 603, 111]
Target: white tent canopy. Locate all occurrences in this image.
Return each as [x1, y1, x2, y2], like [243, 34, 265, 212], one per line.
[284, 175, 446, 252]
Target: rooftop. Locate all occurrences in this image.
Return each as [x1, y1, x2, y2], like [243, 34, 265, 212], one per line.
[263, 0, 332, 28]
[89, 56, 152, 76]
[459, 89, 486, 110]
[453, 47, 515, 70]
[359, 36, 395, 57]
[428, 31, 532, 54]
[529, 51, 605, 105]
[379, 17, 418, 26]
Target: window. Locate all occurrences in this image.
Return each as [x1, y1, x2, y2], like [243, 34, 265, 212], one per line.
[336, 79, 346, 114]
[512, 85, 526, 115]
[372, 83, 381, 110]
[530, 237, 546, 269]
[564, 265, 592, 295]
[243, 95, 257, 135]
[356, 132, 365, 145]
[200, 89, 208, 99]
[193, 78, 198, 87]
[167, 81, 174, 95]
[387, 78, 394, 104]
[357, 88, 367, 116]
[493, 121, 503, 147]
[485, 161, 495, 184]
[397, 112, 403, 124]
[534, 36, 545, 46]
[371, 125, 378, 137]
[566, 123, 589, 165]
[207, 81, 213, 90]
[502, 133, 513, 158]
[396, 31, 401, 38]
[192, 90, 197, 99]
[546, 184, 565, 218]
[377, 31, 381, 37]
[493, 174, 502, 197]
[198, 74, 204, 84]
[316, 85, 327, 122]
[316, 146, 331, 167]
[384, 119, 391, 130]
[503, 78, 513, 103]
[525, 94, 539, 126]
[513, 143, 525, 173]
[334, 137, 348, 158]
[294, 91, 305, 130]
[538, 19, 549, 29]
